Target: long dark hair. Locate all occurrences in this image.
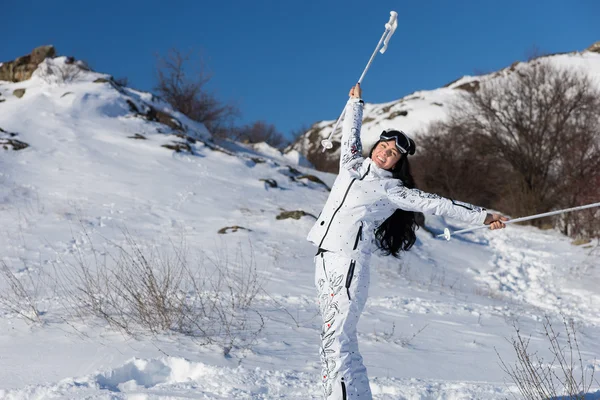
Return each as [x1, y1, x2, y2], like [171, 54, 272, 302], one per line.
[370, 140, 418, 257]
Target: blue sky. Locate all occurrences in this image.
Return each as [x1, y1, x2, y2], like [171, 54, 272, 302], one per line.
[2, 0, 599, 140]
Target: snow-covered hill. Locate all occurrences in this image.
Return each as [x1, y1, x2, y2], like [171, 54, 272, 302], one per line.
[0, 50, 599, 399]
[289, 42, 600, 172]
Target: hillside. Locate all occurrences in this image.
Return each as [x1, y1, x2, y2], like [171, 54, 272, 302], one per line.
[289, 42, 600, 172]
[0, 49, 599, 399]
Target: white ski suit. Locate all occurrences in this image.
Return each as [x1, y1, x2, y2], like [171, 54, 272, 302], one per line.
[307, 98, 488, 400]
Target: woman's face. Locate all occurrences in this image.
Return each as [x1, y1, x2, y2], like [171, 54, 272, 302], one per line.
[372, 139, 402, 170]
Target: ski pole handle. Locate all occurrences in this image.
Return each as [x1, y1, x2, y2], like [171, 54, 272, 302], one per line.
[357, 11, 397, 84]
[380, 11, 398, 54]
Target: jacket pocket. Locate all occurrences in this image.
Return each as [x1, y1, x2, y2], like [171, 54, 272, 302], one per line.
[341, 378, 347, 399]
[345, 260, 356, 300]
[352, 223, 363, 250]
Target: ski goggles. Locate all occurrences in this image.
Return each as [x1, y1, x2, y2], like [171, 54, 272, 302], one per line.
[379, 129, 411, 154]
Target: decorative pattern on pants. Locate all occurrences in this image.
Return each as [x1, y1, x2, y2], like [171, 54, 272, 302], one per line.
[315, 251, 372, 400]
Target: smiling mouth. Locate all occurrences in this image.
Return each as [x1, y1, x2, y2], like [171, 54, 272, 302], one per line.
[377, 155, 386, 163]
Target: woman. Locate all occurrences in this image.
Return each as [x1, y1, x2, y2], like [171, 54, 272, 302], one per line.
[307, 83, 507, 400]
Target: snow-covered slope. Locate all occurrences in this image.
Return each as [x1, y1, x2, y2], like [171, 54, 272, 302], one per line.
[0, 53, 599, 399]
[290, 45, 600, 172]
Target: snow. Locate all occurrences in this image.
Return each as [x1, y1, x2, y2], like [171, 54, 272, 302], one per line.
[249, 142, 313, 168]
[282, 148, 313, 167]
[0, 56, 599, 399]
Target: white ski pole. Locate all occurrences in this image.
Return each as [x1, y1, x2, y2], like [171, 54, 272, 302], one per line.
[439, 201, 600, 241]
[321, 11, 398, 152]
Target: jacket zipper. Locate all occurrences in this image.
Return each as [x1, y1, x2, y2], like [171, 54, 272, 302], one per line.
[341, 378, 347, 399]
[345, 260, 356, 300]
[320, 252, 328, 280]
[352, 223, 363, 250]
[317, 164, 371, 249]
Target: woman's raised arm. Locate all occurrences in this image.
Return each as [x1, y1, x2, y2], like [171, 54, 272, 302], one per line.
[339, 83, 365, 171]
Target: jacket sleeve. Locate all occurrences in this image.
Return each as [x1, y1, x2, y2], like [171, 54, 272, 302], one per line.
[386, 185, 487, 225]
[339, 98, 365, 171]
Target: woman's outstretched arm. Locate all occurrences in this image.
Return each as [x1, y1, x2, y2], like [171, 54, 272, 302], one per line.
[387, 185, 507, 228]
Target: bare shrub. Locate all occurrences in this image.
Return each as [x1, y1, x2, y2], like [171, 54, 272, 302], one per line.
[234, 120, 287, 149]
[37, 60, 82, 85]
[282, 123, 312, 152]
[412, 121, 512, 208]
[366, 322, 429, 348]
[0, 261, 42, 323]
[113, 76, 128, 87]
[556, 127, 600, 238]
[416, 56, 600, 237]
[52, 230, 265, 353]
[288, 123, 311, 144]
[154, 48, 239, 137]
[192, 243, 264, 354]
[497, 316, 599, 399]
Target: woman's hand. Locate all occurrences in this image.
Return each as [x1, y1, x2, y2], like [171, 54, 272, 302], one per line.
[349, 83, 362, 99]
[484, 213, 509, 230]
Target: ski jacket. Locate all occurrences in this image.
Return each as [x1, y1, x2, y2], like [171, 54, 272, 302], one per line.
[307, 98, 487, 259]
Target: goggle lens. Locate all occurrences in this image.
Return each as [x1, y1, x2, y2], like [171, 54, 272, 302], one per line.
[379, 130, 410, 154]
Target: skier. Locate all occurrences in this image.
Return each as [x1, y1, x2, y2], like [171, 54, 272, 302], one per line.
[307, 83, 507, 400]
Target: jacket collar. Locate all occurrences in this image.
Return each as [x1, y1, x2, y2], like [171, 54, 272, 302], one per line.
[364, 157, 393, 178]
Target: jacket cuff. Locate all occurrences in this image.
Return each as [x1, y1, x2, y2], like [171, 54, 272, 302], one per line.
[347, 98, 364, 105]
[477, 210, 488, 225]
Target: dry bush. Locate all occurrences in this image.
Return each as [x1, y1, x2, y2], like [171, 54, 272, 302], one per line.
[52, 231, 265, 354]
[556, 131, 600, 238]
[113, 76, 128, 87]
[288, 123, 311, 144]
[366, 322, 429, 348]
[37, 60, 82, 85]
[234, 120, 287, 149]
[154, 48, 239, 137]
[412, 121, 512, 208]
[0, 261, 42, 323]
[416, 57, 600, 237]
[497, 316, 599, 399]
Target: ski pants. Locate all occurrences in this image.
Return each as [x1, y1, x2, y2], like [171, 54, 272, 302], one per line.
[314, 250, 372, 400]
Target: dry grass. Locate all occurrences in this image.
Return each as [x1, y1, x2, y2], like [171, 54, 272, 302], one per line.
[49, 228, 265, 354]
[497, 316, 598, 399]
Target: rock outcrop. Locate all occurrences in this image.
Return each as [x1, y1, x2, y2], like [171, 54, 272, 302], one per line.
[588, 41, 600, 54]
[0, 45, 56, 82]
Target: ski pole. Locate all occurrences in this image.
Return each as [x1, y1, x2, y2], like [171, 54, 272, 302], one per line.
[321, 11, 398, 152]
[439, 201, 600, 241]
